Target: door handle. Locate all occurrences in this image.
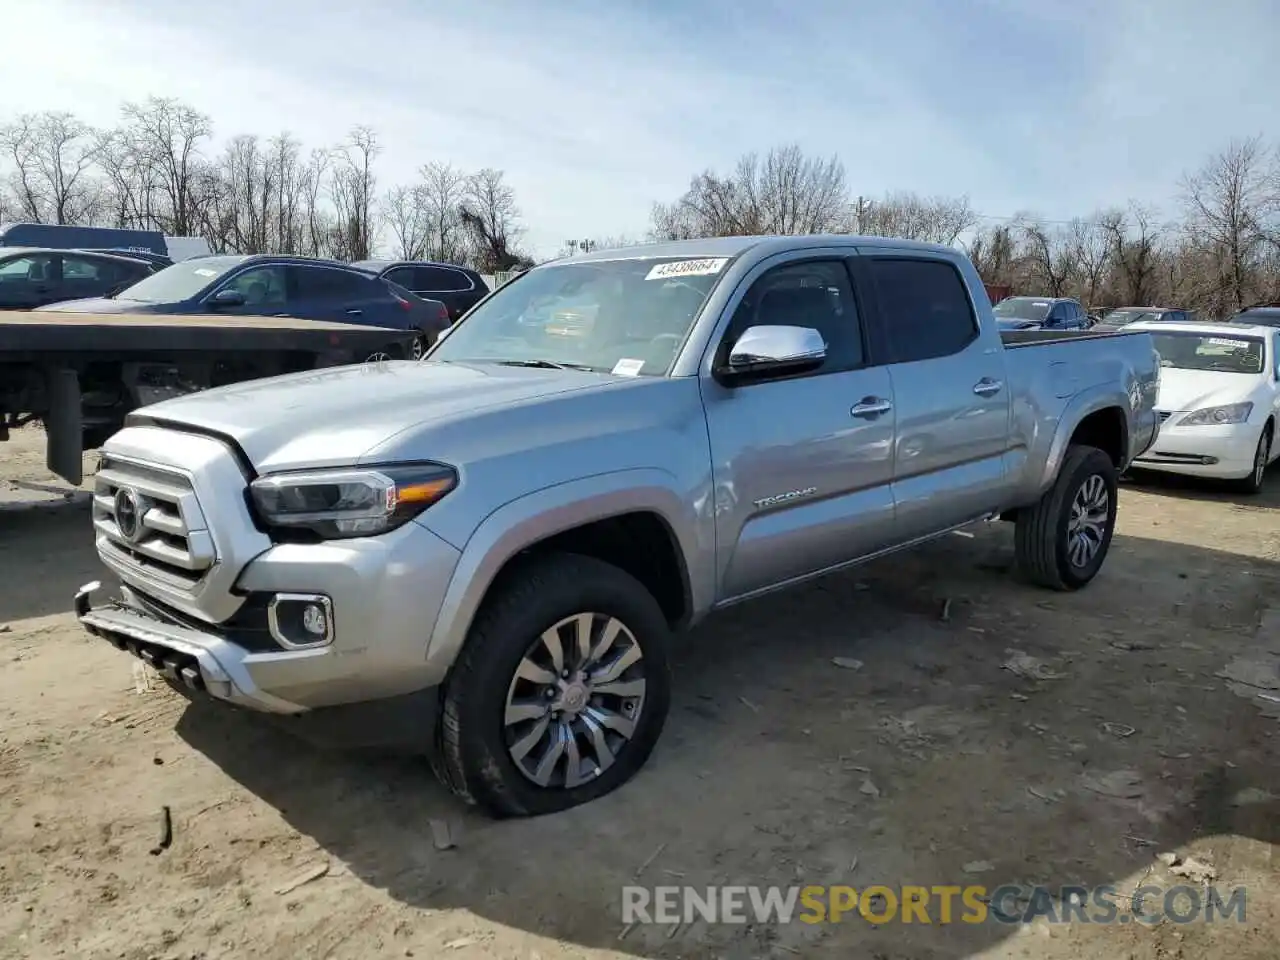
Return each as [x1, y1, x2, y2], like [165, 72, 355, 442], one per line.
[851, 397, 893, 419]
[973, 378, 1003, 397]
[345, 309, 363, 316]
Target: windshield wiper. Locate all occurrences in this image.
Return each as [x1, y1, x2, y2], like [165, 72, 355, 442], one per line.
[492, 358, 597, 371]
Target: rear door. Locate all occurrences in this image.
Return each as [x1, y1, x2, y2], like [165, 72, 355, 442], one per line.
[704, 253, 898, 600]
[854, 253, 1012, 540]
[288, 265, 380, 324]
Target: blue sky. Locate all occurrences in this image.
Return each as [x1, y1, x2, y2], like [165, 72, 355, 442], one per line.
[2, 0, 1277, 257]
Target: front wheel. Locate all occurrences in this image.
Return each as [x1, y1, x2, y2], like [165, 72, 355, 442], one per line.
[1014, 445, 1119, 591]
[1234, 424, 1272, 495]
[433, 553, 672, 818]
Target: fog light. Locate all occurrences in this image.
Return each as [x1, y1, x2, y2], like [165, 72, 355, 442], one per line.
[267, 593, 334, 650]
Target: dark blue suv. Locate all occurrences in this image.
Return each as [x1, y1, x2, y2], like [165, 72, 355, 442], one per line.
[39, 254, 451, 358]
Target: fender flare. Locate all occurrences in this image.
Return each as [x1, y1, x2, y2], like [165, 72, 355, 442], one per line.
[421, 468, 706, 684]
[1036, 385, 1134, 496]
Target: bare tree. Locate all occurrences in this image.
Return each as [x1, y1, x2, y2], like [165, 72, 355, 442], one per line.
[1099, 204, 1163, 306]
[459, 168, 530, 272]
[964, 223, 1019, 286]
[382, 183, 428, 259]
[1021, 219, 1077, 296]
[1182, 136, 1279, 312]
[120, 97, 214, 236]
[1068, 216, 1112, 308]
[650, 144, 849, 238]
[329, 126, 380, 260]
[418, 161, 468, 263]
[858, 192, 977, 245]
[0, 112, 101, 224]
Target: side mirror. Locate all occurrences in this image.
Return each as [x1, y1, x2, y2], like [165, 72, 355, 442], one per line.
[722, 325, 826, 381]
[208, 288, 246, 308]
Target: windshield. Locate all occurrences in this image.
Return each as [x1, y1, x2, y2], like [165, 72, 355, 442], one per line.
[993, 297, 1051, 322]
[114, 256, 244, 303]
[1150, 332, 1264, 374]
[429, 257, 725, 375]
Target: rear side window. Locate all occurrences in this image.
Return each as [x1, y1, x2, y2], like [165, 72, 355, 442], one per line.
[384, 266, 416, 289]
[293, 267, 372, 300]
[866, 258, 977, 363]
[415, 265, 472, 292]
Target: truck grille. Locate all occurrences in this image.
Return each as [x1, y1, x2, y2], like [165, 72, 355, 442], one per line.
[92, 456, 217, 591]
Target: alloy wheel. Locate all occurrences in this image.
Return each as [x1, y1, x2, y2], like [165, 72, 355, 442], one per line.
[502, 612, 647, 789]
[1066, 473, 1109, 568]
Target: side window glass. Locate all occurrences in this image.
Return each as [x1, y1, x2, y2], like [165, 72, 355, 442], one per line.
[222, 266, 288, 305]
[385, 267, 416, 289]
[294, 267, 366, 300]
[0, 255, 53, 282]
[62, 257, 102, 280]
[416, 266, 472, 292]
[866, 258, 978, 363]
[725, 260, 863, 373]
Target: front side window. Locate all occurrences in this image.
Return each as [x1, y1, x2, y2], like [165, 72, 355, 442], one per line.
[430, 256, 723, 375]
[1151, 332, 1264, 375]
[723, 260, 863, 373]
[868, 258, 978, 363]
[0, 255, 54, 282]
[222, 265, 288, 306]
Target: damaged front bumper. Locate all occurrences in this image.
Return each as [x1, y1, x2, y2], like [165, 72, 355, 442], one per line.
[75, 580, 307, 714]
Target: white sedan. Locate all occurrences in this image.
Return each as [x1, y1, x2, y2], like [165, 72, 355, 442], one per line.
[1128, 320, 1280, 493]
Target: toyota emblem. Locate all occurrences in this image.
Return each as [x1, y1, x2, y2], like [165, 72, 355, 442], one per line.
[114, 487, 143, 542]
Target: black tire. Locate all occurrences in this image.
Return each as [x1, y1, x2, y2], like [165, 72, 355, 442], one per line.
[411, 332, 432, 360]
[432, 552, 672, 818]
[1234, 423, 1272, 495]
[1014, 444, 1119, 591]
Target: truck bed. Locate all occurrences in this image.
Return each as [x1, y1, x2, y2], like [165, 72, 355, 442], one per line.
[0, 310, 409, 356]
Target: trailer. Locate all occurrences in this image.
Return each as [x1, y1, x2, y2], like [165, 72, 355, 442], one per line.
[1, 311, 416, 485]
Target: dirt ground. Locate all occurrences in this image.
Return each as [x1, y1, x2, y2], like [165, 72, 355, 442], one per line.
[2, 423, 1278, 960]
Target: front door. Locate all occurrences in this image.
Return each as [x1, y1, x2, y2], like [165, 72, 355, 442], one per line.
[856, 254, 1012, 541]
[704, 257, 898, 601]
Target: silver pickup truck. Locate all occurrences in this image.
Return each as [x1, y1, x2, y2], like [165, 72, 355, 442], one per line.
[75, 235, 1160, 817]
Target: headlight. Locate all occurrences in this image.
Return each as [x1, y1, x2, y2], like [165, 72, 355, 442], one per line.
[249, 462, 457, 538]
[1177, 402, 1253, 426]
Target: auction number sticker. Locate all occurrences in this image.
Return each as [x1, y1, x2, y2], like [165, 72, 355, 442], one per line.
[193, 268, 218, 277]
[1207, 337, 1250, 348]
[645, 258, 729, 281]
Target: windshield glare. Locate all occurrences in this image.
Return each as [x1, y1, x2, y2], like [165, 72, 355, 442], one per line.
[114, 256, 243, 303]
[993, 297, 1051, 322]
[1151, 332, 1264, 374]
[429, 257, 722, 375]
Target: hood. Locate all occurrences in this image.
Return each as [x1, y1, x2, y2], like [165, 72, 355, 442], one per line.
[38, 297, 162, 313]
[1155, 367, 1261, 413]
[129, 359, 618, 472]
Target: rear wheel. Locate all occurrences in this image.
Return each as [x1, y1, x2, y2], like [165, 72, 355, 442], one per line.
[432, 553, 672, 818]
[1235, 423, 1272, 495]
[410, 333, 431, 360]
[1014, 445, 1118, 591]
